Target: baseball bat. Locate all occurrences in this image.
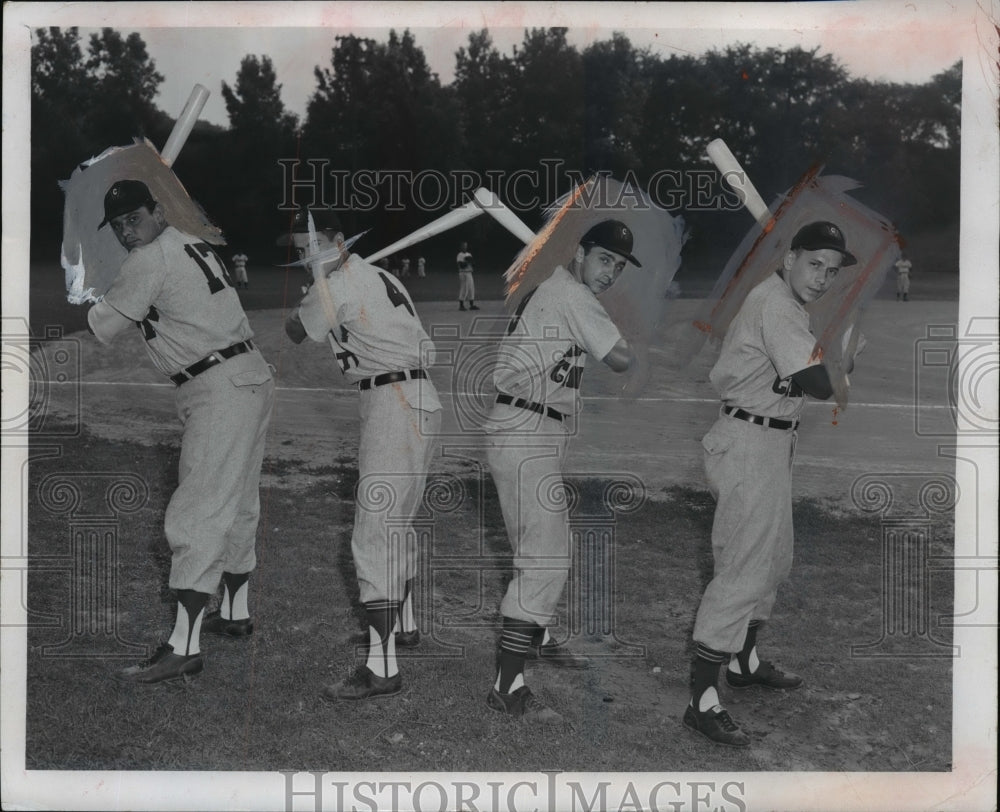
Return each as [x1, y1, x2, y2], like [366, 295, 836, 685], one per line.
[364, 200, 485, 264]
[161, 84, 211, 167]
[472, 188, 536, 245]
[706, 139, 771, 226]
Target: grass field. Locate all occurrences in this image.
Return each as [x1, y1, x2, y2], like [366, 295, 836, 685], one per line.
[25, 425, 954, 773]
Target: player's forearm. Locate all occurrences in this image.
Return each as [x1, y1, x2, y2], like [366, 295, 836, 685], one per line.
[87, 301, 133, 344]
[790, 364, 834, 400]
[602, 338, 633, 373]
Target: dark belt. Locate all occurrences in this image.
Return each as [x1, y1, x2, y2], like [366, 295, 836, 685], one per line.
[170, 340, 255, 386]
[496, 393, 567, 423]
[723, 404, 798, 431]
[358, 368, 427, 391]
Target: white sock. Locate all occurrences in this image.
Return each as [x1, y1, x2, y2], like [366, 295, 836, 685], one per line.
[221, 582, 250, 621]
[728, 646, 760, 674]
[697, 686, 720, 712]
[399, 592, 416, 633]
[495, 671, 525, 693]
[365, 627, 398, 678]
[167, 604, 204, 655]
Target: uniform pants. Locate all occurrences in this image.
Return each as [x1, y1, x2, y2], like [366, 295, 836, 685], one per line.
[166, 349, 274, 594]
[353, 381, 441, 603]
[897, 274, 910, 295]
[486, 407, 572, 626]
[458, 271, 475, 301]
[693, 414, 796, 653]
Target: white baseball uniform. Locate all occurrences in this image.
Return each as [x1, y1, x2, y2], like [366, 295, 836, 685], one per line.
[231, 252, 249, 286]
[694, 271, 820, 652]
[294, 253, 442, 603]
[894, 258, 911, 297]
[457, 249, 475, 302]
[484, 266, 622, 625]
[91, 226, 274, 595]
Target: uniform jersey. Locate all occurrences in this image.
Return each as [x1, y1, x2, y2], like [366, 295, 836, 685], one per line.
[457, 251, 473, 272]
[894, 258, 912, 277]
[709, 272, 820, 421]
[493, 266, 622, 416]
[298, 253, 435, 384]
[102, 226, 252, 377]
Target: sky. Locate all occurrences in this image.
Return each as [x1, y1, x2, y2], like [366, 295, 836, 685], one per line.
[50, 2, 971, 129]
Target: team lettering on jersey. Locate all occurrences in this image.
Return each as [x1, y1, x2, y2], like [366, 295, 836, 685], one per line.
[550, 345, 586, 390]
[771, 374, 804, 398]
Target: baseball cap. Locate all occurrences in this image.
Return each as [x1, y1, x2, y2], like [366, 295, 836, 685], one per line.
[790, 221, 857, 267]
[580, 220, 642, 268]
[98, 179, 157, 229]
[277, 208, 344, 246]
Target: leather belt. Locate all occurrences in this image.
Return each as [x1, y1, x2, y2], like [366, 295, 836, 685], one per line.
[358, 368, 427, 391]
[723, 404, 798, 431]
[170, 339, 255, 386]
[496, 393, 567, 423]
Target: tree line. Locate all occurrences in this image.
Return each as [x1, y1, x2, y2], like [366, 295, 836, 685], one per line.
[31, 27, 960, 274]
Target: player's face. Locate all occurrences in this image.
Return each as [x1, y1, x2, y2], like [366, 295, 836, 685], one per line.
[109, 205, 166, 251]
[292, 230, 335, 261]
[783, 248, 843, 304]
[580, 246, 628, 294]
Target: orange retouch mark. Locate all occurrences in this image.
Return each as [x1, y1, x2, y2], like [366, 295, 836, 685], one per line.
[507, 177, 595, 296]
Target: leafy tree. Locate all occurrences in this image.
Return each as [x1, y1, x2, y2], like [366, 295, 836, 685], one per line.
[222, 54, 299, 137]
[85, 28, 165, 145]
[453, 29, 516, 173]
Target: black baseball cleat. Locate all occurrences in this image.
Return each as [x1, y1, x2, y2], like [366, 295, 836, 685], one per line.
[486, 686, 563, 724]
[321, 666, 402, 701]
[469, 304, 480, 310]
[526, 641, 590, 669]
[725, 660, 803, 690]
[683, 704, 750, 747]
[116, 643, 203, 685]
[201, 611, 254, 638]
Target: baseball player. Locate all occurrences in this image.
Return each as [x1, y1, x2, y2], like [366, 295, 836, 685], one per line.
[283, 210, 441, 701]
[231, 251, 249, 289]
[684, 221, 864, 746]
[894, 254, 912, 301]
[483, 220, 640, 723]
[456, 241, 479, 310]
[416, 256, 426, 278]
[86, 180, 274, 684]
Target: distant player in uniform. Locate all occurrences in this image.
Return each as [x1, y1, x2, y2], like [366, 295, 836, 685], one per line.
[400, 257, 411, 278]
[283, 210, 442, 701]
[231, 251, 249, 289]
[87, 180, 274, 684]
[483, 220, 640, 723]
[684, 221, 865, 746]
[894, 254, 912, 301]
[456, 241, 479, 311]
[416, 256, 426, 278]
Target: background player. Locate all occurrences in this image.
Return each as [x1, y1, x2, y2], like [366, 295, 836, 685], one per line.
[456, 241, 478, 310]
[231, 250, 250, 289]
[684, 221, 865, 746]
[483, 220, 640, 723]
[894, 254, 912, 301]
[87, 180, 274, 683]
[283, 210, 442, 701]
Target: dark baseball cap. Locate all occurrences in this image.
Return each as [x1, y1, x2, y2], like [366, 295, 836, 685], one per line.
[790, 221, 857, 267]
[278, 208, 344, 246]
[580, 220, 642, 268]
[98, 179, 157, 229]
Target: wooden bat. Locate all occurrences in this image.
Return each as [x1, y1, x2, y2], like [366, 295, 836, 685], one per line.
[706, 138, 772, 227]
[471, 188, 535, 244]
[160, 84, 210, 167]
